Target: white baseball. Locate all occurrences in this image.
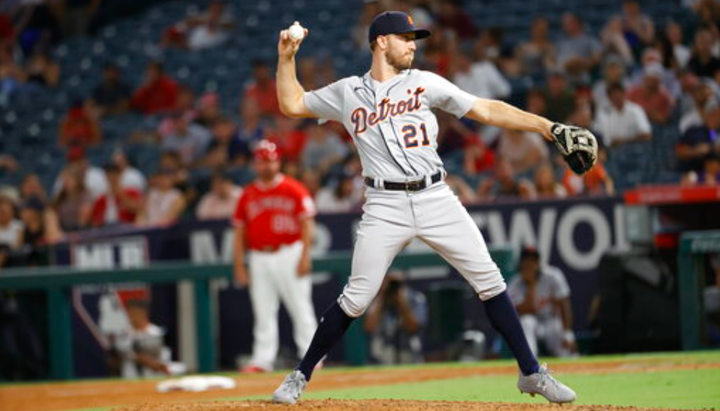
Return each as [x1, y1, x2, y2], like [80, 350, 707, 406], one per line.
[288, 22, 305, 41]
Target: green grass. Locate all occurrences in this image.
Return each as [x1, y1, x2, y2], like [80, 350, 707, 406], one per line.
[216, 351, 720, 409]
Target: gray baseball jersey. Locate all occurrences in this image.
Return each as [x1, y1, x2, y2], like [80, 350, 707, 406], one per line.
[304, 69, 477, 180]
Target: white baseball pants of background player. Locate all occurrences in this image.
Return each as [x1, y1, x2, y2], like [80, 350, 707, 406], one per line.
[338, 181, 507, 318]
[247, 241, 317, 370]
[519, 315, 572, 357]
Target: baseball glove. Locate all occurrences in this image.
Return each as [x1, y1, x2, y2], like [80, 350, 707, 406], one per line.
[550, 123, 598, 175]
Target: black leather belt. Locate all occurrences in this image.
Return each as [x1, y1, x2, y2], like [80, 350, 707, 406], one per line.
[364, 171, 442, 191]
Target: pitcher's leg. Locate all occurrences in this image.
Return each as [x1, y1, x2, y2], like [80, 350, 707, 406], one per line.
[297, 196, 415, 380]
[417, 185, 538, 375]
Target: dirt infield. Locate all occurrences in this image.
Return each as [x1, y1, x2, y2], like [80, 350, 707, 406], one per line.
[114, 399, 679, 411]
[1, 358, 718, 411]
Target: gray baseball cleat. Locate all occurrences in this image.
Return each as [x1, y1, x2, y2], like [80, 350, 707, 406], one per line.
[517, 363, 576, 404]
[272, 370, 308, 404]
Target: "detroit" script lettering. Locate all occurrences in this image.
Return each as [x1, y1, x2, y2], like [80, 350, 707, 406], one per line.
[351, 87, 425, 135]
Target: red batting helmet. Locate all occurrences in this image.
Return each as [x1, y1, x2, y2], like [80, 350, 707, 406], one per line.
[253, 140, 280, 161]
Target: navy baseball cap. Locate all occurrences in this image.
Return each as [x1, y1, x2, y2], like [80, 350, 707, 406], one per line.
[368, 11, 431, 44]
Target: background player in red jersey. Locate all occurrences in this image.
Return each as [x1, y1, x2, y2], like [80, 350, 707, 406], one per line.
[232, 140, 318, 373]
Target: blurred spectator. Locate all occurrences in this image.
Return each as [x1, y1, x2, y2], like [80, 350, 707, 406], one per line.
[160, 113, 211, 166]
[628, 63, 676, 124]
[158, 150, 191, 193]
[680, 78, 720, 134]
[682, 153, 720, 186]
[243, 60, 279, 117]
[562, 150, 615, 196]
[58, 100, 102, 149]
[422, 26, 455, 77]
[137, 169, 186, 227]
[61, 0, 101, 37]
[539, 71, 576, 123]
[0, 60, 25, 107]
[629, 48, 681, 97]
[91, 63, 131, 116]
[301, 124, 349, 175]
[394, 0, 433, 33]
[676, 126, 720, 173]
[436, 110, 472, 156]
[267, 115, 307, 164]
[593, 82, 652, 147]
[436, 0, 477, 41]
[52, 147, 108, 199]
[205, 117, 250, 168]
[688, 28, 720, 78]
[463, 134, 496, 176]
[619, 0, 655, 51]
[89, 165, 142, 227]
[600, 17, 634, 67]
[156, 87, 197, 140]
[131, 62, 179, 115]
[17, 197, 62, 266]
[496, 129, 549, 174]
[111, 150, 147, 192]
[353, 0, 383, 50]
[24, 52, 60, 88]
[107, 299, 172, 379]
[51, 169, 92, 232]
[693, 0, 720, 29]
[364, 270, 427, 365]
[13, 0, 62, 56]
[0, 154, 19, 174]
[477, 158, 534, 201]
[514, 17, 556, 79]
[196, 171, 241, 221]
[445, 174, 477, 204]
[194, 92, 222, 128]
[315, 173, 361, 213]
[0, 12, 13, 60]
[508, 247, 576, 357]
[592, 58, 628, 109]
[19, 173, 47, 205]
[161, 0, 234, 51]
[556, 13, 601, 77]
[299, 169, 322, 199]
[235, 96, 267, 152]
[451, 41, 510, 100]
[0, 195, 22, 251]
[665, 21, 691, 69]
[531, 163, 567, 199]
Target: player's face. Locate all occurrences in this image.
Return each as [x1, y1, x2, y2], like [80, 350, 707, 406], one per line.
[254, 158, 281, 181]
[384, 33, 417, 72]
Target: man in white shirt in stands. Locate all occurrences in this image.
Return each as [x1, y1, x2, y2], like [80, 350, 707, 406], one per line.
[592, 82, 652, 147]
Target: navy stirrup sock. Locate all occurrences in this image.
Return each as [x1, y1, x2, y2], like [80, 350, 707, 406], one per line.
[297, 301, 355, 381]
[483, 291, 540, 376]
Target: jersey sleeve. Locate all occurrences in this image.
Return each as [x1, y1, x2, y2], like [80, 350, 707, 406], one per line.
[289, 179, 316, 218]
[303, 79, 347, 122]
[231, 191, 247, 227]
[422, 71, 477, 118]
[545, 266, 570, 300]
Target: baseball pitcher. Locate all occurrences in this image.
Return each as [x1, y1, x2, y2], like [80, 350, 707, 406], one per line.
[272, 11, 597, 404]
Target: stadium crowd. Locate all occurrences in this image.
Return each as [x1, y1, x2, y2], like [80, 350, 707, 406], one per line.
[1, 0, 720, 270]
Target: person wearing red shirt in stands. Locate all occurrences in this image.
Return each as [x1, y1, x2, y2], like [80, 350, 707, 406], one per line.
[131, 62, 179, 115]
[243, 60, 280, 117]
[90, 164, 142, 227]
[232, 140, 317, 374]
[59, 100, 102, 149]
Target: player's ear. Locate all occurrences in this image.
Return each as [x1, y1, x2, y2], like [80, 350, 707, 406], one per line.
[376, 35, 388, 50]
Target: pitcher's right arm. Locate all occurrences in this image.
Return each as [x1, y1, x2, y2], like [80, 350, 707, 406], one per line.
[276, 28, 315, 118]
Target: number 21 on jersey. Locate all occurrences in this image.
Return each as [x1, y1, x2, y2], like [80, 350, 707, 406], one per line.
[402, 123, 429, 148]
